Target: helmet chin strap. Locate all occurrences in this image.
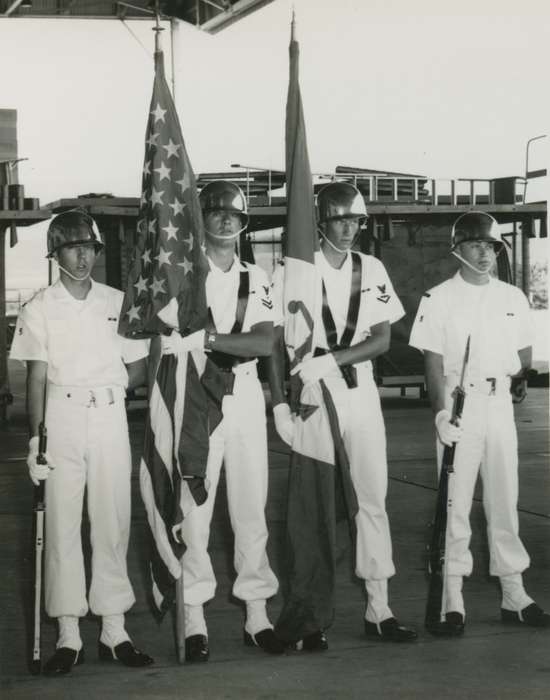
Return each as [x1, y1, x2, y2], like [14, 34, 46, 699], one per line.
[56, 262, 92, 281]
[451, 249, 497, 275]
[205, 223, 247, 241]
[319, 229, 352, 255]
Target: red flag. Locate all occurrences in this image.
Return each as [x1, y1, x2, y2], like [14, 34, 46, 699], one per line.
[283, 14, 318, 372]
[119, 51, 213, 612]
[275, 17, 358, 645]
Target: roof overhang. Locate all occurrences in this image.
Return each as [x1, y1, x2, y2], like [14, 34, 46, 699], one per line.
[1, 0, 275, 33]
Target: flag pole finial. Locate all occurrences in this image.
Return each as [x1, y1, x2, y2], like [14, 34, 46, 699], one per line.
[152, 0, 165, 52]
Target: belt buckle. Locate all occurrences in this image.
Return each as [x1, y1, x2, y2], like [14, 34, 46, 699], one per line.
[486, 377, 496, 396]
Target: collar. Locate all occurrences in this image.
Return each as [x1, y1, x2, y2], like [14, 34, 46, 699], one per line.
[453, 270, 494, 290]
[319, 248, 351, 275]
[207, 254, 245, 276]
[51, 277, 100, 302]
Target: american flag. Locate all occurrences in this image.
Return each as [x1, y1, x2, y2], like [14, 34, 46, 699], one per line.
[119, 52, 206, 337]
[119, 50, 215, 613]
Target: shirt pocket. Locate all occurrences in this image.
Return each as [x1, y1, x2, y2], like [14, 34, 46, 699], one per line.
[94, 317, 121, 364]
[47, 319, 74, 368]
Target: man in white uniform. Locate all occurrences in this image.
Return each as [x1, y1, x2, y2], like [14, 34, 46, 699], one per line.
[161, 181, 283, 661]
[270, 182, 417, 649]
[409, 210, 549, 636]
[10, 210, 154, 675]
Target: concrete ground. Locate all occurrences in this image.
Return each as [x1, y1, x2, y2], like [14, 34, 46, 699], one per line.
[1, 359, 549, 699]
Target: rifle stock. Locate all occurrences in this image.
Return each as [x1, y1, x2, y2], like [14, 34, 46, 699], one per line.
[425, 338, 469, 632]
[30, 421, 47, 675]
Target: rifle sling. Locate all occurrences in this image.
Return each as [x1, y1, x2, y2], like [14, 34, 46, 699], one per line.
[207, 267, 254, 374]
[318, 252, 362, 388]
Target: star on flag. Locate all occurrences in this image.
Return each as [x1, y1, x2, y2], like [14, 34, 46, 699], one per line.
[162, 138, 180, 158]
[134, 275, 148, 295]
[151, 103, 167, 123]
[162, 221, 178, 240]
[154, 162, 171, 181]
[177, 257, 193, 275]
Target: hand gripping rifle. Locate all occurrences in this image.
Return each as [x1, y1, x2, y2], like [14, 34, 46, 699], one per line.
[425, 336, 470, 633]
[30, 401, 47, 674]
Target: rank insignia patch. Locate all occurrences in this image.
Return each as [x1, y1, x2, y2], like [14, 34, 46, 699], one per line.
[376, 284, 391, 304]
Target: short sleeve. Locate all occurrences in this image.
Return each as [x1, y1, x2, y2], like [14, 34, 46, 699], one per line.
[271, 262, 285, 327]
[122, 337, 150, 364]
[367, 258, 405, 326]
[9, 298, 48, 362]
[246, 265, 274, 327]
[409, 292, 444, 354]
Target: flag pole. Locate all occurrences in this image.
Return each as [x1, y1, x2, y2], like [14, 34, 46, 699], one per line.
[151, 3, 186, 664]
[152, 1, 164, 54]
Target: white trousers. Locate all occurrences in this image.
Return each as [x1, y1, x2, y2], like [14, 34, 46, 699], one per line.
[440, 378, 530, 580]
[44, 389, 135, 618]
[324, 368, 396, 584]
[180, 368, 279, 606]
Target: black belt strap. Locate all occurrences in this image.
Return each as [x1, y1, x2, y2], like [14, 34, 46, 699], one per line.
[321, 251, 362, 350]
[319, 252, 362, 388]
[207, 268, 254, 379]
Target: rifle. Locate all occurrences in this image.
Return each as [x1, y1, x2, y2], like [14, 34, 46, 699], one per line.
[30, 419, 47, 675]
[425, 336, 470, 633]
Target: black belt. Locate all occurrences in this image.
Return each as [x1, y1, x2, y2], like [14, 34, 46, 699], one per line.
[313, 347, 357, 389]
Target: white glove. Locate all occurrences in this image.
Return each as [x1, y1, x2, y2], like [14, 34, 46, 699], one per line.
[292, 353, 339, 385]
[161, 329, 205, 355]
[273, 403, 295, 446]
[27, 436, 53, 486]
[435, 409, 462, 447]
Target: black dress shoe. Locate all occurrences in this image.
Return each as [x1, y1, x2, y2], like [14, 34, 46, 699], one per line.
[365, 617, 418, 642]
[98, 641, 154, 667]
[426, 611, 465, 637]
[290, 630, 329, 652]
[244, 628, 286, 654]
[501, 603, 550, 628]
[43, 647, 84, 677]
[185, 634, 209, 663]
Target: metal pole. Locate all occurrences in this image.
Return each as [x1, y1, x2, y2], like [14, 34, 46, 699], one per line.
[521, 218, 532, 298]
[0, 225, 8, 422]
[511, 221, 517, 287]
[523, 135, 547, 202]
[170, 18, 179, 99]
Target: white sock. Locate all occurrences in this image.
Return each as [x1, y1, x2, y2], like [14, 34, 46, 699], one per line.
[184, 604, 207, 638]
[57, 616, 82, 651]
[100, 614, 130, 647]
[500, 573, 534, 611]
[444, 575, 465, 617]
[364, 580, 393, 624]
[245, 600, 272, 635]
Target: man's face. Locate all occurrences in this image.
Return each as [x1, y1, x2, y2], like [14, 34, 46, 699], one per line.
[323, 217, 361, 251]
[204, 209, 242, 244]
[56, 242, 97, 279]
[458, 240, 497, 273]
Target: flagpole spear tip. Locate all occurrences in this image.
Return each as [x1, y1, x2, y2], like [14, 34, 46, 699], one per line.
[152, 0, 165, 52]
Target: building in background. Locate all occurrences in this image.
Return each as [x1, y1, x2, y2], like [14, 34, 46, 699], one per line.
[42, 161, 547, 389]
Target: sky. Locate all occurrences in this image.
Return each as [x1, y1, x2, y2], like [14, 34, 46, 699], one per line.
[1, 0, 549, 290]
